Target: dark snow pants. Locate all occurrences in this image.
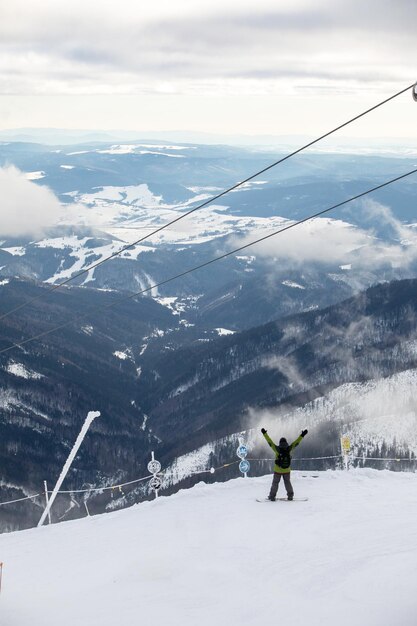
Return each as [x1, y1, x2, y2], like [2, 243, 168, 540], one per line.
[269, 472, 294, 499]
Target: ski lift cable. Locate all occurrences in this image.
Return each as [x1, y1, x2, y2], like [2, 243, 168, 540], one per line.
[0, 83, 413, 325]
[0, 166, 416, 356]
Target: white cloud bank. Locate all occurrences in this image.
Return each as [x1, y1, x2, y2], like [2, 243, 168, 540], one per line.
[235, 217, 371, 265]
[230, 201, 417, 269]
[0, 166, 61, 237]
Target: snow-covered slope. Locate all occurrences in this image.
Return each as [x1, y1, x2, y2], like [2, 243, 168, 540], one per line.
[1, 470, 416, 626]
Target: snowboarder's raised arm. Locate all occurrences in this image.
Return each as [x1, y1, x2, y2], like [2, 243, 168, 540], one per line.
[261, 428, 277, 454]
[290, 429, 308, 451]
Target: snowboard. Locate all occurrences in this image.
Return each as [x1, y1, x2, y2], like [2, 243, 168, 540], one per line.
[256, 497, 309, 502]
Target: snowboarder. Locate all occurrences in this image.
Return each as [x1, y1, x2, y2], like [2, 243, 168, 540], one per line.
[261, 427, 308, 501]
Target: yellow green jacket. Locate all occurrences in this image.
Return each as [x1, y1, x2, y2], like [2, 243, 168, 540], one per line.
[262, 432, 303, 474]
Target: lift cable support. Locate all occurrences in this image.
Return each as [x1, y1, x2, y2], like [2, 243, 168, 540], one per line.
[0, 166, 416, 357]
[0, 83, 414, 326]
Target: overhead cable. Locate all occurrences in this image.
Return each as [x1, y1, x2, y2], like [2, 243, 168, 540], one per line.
[0, 83, 413, 325]
[0, 166, 416, 356]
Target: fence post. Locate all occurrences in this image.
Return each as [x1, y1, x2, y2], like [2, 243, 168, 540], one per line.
[43, 481, 51, 525]
[340, 435, 351, 470]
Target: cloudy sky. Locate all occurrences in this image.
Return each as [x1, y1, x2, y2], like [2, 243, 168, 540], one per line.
[0, 0, 416, 140]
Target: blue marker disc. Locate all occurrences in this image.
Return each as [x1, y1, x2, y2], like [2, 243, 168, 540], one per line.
[237, 445, 248, 459]
[239, 460, 250, 474]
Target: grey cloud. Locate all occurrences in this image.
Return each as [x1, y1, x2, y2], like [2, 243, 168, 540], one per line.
[227, 67, 401, 85]
[230, 0, 417, 33]
[0, 0, 415, 92]
[63, 45, 118, 67]
[140, 1, 417, 57]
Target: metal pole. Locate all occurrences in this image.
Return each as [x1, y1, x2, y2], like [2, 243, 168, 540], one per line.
[38, 411, 100, 527]
[43, 481, 52, 525]
[152, 452, 158, 499]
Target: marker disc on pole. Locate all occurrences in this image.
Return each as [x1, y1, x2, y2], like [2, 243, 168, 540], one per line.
[239, 460, 250, 474]
[149, 476, 162, 491]
[237, 445, 248, 459]
[147, 460, 161, 475]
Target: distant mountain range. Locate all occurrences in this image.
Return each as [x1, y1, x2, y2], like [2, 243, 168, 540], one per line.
[0, 141, 416, 333]
[1, 128, 417, 152]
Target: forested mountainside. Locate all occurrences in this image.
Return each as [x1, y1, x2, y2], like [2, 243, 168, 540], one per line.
[0, 280, 176, 530]
[1, 277, 417, 530]
[0, 225, 359, 331]
[137, 278, 417, 455]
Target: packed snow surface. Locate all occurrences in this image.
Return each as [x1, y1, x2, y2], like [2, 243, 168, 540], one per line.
[0, 470, 416, 626]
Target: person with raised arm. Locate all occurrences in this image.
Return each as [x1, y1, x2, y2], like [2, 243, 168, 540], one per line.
[261, 427, 308, 501]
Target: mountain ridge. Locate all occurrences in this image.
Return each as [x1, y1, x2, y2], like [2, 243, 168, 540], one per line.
[1, 277, 417, 529]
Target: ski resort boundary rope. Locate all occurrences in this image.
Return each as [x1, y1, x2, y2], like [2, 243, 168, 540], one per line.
[1, 453, 415, 509]
[0, 493, 41, 507]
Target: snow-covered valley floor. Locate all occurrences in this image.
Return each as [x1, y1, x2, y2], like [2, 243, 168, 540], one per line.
[1, 469, 416, 626]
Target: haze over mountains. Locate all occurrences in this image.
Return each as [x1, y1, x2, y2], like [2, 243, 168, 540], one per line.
[2, 128, 417, 150]
[0, 138, 416, 530]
